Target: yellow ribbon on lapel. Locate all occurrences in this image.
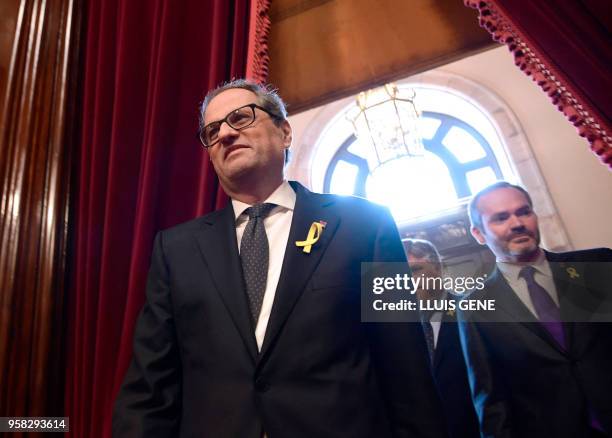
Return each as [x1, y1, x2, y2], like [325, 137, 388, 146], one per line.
[296, 221, 325, 253]
[566, 267, 580, 279]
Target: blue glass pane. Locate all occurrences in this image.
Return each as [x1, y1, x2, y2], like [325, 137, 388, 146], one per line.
[365, 153, 457, 222]
[442, 126, 486, 163]
[466, 167, 497, 195]
[419, 117, 441, 140]
[347, 137, 370, 158]
[329, 161, 359, 195]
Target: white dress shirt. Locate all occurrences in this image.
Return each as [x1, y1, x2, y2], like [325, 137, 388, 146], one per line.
[232, 181, 296, 351]
[423, 291, 448, 349]
[429, 311, 443, 349]
[497, 250, 560, 317]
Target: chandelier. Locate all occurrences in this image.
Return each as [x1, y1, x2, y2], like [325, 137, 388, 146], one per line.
[347, 83, 425, 169]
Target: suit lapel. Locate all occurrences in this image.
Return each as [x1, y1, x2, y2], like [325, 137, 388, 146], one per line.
[433, 312, 454, 373]
[546, 251, 583, 352]
[487, 269, 567, 355]
[194, 203, 259, 362]
[488, 268, 536, 322]
[258, 182, 340, 364]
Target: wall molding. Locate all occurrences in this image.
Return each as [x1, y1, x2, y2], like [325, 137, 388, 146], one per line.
[0, 0, 81, 416]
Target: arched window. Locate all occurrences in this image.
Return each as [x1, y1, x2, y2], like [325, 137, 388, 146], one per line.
[287, 69, 571, 261]
[313, 83, 514, 223]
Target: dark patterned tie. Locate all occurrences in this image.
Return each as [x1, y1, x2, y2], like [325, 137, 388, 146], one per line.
[519, 266, 566, 349]
[420, 315, 435, 365]
[240, 203, 276, 325]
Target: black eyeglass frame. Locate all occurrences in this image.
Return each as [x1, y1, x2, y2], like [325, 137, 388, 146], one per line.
[198, 103, 280, 148]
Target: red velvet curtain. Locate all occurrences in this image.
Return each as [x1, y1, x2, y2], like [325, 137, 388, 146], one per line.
[64, 1, 270, 436]
[465, 0, 612, 169]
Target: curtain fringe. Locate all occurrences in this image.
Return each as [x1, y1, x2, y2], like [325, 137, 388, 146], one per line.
[464, 0, 612, 169]
[246, 0, 272, 84]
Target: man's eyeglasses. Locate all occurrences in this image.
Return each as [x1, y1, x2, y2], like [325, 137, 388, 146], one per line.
[199, 103, 279, 148]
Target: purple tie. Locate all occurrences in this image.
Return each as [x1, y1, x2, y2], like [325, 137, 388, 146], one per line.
[519, 266, 566, 349]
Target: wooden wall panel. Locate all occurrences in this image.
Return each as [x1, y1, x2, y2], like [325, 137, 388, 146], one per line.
[0, 1, 21, 145]
[0, 0, 81, 419]
[268, 0, 497, 113]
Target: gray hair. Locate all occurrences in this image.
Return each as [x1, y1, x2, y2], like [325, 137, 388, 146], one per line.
[199, 79, 287, 132]
[468, 181, 533, 231]
[403, 239, 442, 266]
[198, 79, 290, 163]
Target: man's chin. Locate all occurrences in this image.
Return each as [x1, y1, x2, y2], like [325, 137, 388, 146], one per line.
[224, 147, 251, 164]
[221, 159, 254, 180]
[509, 243, 540, 259]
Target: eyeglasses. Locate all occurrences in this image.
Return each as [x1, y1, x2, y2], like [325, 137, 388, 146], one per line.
[199, 103, 278, 148]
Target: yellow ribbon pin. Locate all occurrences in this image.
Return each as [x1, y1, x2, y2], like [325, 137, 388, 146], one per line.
[296, 221, 326, 253]
[566, 267, 580, 279]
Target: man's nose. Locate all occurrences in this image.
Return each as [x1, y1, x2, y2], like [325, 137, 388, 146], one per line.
[218, 121, 239, 144]
[508, 214, 525, 230]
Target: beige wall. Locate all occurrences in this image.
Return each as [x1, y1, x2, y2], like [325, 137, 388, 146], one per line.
[440, 48, 612, 250]
[287, 47, 612, 250]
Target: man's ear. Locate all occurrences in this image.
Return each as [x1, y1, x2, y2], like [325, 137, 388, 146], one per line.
[471, 226, 486, 245]
[280, 120, 292, 149]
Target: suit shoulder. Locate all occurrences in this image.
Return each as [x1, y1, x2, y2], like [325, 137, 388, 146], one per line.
[293, 181, 390, 218]
[457, 286, 489, 302]
[455, 272, 500, 305]
[315, 192, 390, 216]
[547, 248, 612, 263]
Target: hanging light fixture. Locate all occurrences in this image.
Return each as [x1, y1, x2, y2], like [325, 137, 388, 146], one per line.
[347, 83, 425, 170]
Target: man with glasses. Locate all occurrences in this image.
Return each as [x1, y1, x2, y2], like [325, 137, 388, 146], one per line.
[113, 79, 448, 438]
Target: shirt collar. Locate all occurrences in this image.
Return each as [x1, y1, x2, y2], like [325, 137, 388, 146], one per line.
[497, 249, 551, 280]
[232, 180, 296, 222]
[420, 291, 448, 322]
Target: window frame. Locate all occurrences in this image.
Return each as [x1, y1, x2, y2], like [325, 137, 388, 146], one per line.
[322, 111, 503, 202]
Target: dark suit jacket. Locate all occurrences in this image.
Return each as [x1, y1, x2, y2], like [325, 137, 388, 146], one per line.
[457, 248, 612, 438]
[433, 311, 479, 438]
[113, 182, 448, 438]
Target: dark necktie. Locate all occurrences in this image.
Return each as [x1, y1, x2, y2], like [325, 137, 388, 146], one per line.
[420, 315, 435, 365]
[240, 203, 276, 325]
[519, 266, 566, 349]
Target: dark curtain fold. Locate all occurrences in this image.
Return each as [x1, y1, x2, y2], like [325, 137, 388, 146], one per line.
[64, 1, 257, 436]
[465, 0, 612, 169]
